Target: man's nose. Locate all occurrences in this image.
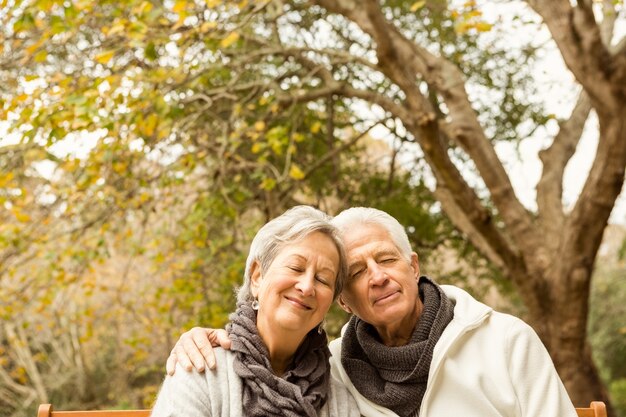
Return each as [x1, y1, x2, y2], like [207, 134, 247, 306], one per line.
[368, 262, 388, 286]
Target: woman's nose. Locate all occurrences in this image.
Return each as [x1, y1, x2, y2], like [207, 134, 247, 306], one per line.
[295, 273, 315, 296]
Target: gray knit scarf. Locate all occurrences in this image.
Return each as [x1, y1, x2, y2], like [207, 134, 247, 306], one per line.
[341, 276, 455, 417]
[227, 302, 330, 417]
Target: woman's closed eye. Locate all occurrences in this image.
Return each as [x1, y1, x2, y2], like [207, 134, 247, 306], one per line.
[315, 274, 331, 286]
[288, 265, 305, 273]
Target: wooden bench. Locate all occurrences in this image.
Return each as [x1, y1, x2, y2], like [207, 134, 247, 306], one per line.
[576, 401, 608, 417]
[37, 404, 150, 417]
[37, 401, 608, 416]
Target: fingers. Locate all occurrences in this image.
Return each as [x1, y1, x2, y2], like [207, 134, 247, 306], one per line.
[190, 328, 215, 370]
[166, 350, 177, 376]
[178, 327, 208, 372]
[164, 327, 228, 375]
[174, 339, 197, 372]
[213, 329, 232, 350]
[166, 338, 195, 375]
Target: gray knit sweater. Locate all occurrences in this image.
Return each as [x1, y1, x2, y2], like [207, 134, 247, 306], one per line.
[151, 348, 361, 417]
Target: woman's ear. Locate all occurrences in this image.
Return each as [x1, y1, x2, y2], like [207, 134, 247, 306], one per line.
[249, 260, 262, 297]
[337, 295, 353, 314]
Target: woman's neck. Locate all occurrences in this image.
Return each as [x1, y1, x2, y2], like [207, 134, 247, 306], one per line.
[256, 318, 307, 376]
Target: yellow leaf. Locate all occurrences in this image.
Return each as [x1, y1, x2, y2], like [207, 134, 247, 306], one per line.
[260, 177, 276, 190]
[12, 208, 31, 223]
[475, 22, 493, 32]
[133, 1, 153, 14]
[205, 0, 222, 7]
[0, 172, 14, 188]
[35, 50, 47, 62]
[173, 0, 187, 13]
[71, 118, 89, 129]
[455, 22, 470, 34]
[142, 113, 159, 137]
[310, 121, 322, 134]
[172, 15, 185, 30]
[254, 121, 265, 131]
[95, 50, 116, 64]
[74, 0, 92, 11]
[220, 32, 240, 48]
[289, 164, 305, 180]
[26, 39, 44, 55]
[200, 21, 217, 33]
[410, 1, 426, 12]
[251, 143, 263, 153]
[107, 21, 126, 36]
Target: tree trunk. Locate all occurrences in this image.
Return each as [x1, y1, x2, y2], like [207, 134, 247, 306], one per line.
[515, 263, 612, 412]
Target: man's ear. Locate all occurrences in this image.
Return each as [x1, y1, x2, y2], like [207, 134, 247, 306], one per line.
[410, 252, 420, 278]
[337, 295, 353, 314]
[249, 260, 262, 297]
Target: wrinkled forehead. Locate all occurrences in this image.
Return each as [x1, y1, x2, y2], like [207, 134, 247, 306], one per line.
[342, 223, 396, 252]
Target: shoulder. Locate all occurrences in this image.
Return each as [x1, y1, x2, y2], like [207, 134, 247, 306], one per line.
[199, 348, 241, 388]
[441, 284, 491, 326]
[486, 310, 541, 349]
[322, 375, 361, 417]
[151, 348, 242, 417]
[151, 366, 212, 416]
[328, 336, 400, 417]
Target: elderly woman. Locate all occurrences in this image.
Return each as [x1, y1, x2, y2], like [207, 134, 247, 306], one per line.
[151, 206, 360, 417]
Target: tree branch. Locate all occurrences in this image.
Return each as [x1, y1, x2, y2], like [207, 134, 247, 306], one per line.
[312, 0, 538, 261]
[432, 186, 506, 270]
[537, 90, 592, 231]
[526, 1, 623, 104]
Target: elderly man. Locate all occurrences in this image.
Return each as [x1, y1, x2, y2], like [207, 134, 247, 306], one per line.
[166, 207, 577, 417]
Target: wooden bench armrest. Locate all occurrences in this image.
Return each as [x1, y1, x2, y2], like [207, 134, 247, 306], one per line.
[575, 401, 608, 417]
[38, 401, 608, 417]
[37, 404, 151, 417]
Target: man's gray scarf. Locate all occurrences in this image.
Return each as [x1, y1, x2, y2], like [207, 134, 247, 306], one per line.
[341, 276, 455, 417]
[228, 302, 330, 417]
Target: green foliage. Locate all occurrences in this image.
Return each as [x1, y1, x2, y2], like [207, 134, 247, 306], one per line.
[610, 379, 626, 417]
[589, 264, 626, 416]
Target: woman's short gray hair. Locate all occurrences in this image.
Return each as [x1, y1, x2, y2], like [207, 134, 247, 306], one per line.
[331, 207, 413, 261]
[237, 205, 348, 303]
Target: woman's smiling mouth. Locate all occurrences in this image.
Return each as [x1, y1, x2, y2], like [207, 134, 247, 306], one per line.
[285, 296, 313, 310]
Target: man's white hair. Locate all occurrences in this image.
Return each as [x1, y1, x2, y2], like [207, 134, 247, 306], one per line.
[331, 207, 413, 261]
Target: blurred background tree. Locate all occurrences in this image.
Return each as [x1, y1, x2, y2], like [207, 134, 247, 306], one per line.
[1, 0, 625, 416]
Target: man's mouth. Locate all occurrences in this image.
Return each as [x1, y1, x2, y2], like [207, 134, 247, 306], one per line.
[373, 291, 399, 305]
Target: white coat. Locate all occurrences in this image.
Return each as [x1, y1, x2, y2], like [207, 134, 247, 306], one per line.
[329, 285, 577, 417]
